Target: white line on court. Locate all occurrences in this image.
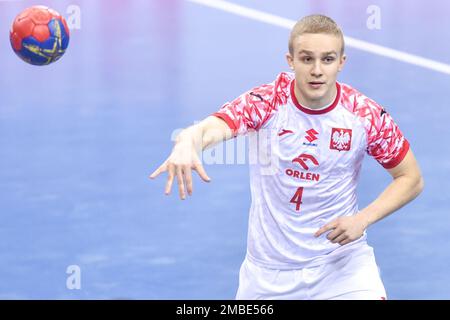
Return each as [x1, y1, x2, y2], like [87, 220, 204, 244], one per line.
[188, 0, 450, 76]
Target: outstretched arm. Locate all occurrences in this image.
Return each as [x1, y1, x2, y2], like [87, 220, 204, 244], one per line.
[149, 116, 233, 200]
[315, 149, 424, 245]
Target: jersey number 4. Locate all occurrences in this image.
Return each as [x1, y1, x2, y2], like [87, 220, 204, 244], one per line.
[290, 187, 304, 211]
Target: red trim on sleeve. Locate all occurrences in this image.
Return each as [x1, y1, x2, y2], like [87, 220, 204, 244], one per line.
[212, 112, 238, 135]
[290, 80, 341, 115]
[382, 139, 410, 169]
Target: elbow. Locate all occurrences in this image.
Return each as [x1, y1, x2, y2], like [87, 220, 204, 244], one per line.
[417, 175, 425, 195]
[413, 174, 425, 198]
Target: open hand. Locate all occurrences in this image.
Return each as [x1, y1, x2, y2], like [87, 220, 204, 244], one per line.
[149, 141, 210, 200]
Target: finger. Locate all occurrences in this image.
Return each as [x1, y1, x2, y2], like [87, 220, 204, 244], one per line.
[339, 239, 352, 246]
[193, 163, 211, 182]
[164, 164, 175, 195]
[149, 162, 167, 179]
[331, 233, 347, 244]
[176, 166, 186, 200]
[184, 166, 193, 196]
[326, 228, 342, 241]
[315, 221, 338, 237]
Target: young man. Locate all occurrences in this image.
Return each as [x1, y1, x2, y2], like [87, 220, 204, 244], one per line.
[150, 15, 424, 299]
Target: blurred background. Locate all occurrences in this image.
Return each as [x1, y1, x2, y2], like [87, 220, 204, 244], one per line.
[0, 0, 449, 299]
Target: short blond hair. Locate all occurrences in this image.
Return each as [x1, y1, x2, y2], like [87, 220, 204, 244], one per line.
[288, 14, 345, 55]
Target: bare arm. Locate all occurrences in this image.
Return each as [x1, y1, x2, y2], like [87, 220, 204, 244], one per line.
[315, 149, 424, 245]
[149, 116, 233, 199]
[356, 149, 424, 226]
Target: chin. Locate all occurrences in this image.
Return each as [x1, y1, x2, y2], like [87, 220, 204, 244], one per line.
[305, 91, 326, 101]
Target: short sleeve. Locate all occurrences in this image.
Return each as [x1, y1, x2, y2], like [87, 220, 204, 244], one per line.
[366, 106, 410, 169]
[212, 73, 291, 137]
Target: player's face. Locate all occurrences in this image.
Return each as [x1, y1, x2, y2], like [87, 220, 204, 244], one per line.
[286, 33, 346, 108]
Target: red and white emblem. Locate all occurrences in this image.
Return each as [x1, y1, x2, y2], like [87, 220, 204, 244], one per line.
[292, 153, 319, 170]
[330, 128, 352, 151]
[305, 129, 318, 142]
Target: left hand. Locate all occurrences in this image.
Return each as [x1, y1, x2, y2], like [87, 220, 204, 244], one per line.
[314, 214, 369, 246]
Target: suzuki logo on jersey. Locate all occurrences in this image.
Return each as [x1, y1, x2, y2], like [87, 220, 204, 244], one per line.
[330, 128, 352, 151]
[303, 129, 318, 147]
[305, 129, 318, 142]
[292, 153, 319, 170]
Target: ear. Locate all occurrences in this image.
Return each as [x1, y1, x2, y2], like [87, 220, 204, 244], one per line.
[286, 52, 294, 70]
[338, 54, 347, 72]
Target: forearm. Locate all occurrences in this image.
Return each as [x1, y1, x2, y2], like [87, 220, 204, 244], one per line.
[358, 173, 424, 227]
[175, 116, 233, 152]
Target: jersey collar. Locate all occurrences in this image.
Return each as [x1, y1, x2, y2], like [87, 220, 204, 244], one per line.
[290, 80, 341, 115]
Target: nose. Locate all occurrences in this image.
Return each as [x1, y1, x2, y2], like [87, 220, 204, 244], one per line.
[311, 61, 323, 77]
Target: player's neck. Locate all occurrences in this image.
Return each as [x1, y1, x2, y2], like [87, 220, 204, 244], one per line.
[295, 84, 337, 110]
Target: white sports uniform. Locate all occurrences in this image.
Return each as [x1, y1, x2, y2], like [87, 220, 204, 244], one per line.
[213, 72, 409, 300]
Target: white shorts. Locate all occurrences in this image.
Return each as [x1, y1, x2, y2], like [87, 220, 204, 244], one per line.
[236, 244, 387, 300]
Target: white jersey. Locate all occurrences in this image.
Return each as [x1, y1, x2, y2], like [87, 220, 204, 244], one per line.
[213, 72, 409, 269]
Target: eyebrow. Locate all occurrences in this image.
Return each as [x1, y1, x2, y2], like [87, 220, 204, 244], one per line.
[298, 50, 338, 56]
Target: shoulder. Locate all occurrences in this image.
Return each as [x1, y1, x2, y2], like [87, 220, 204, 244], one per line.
[238, 72, 293, 117]
[339, 83, 385, 116]
[274, 71, 294, 89]
[273, 72, 294, 99]
[249, 72, 293, 102]
[214, 72, 294, 134]
[339, 82, 387, 132]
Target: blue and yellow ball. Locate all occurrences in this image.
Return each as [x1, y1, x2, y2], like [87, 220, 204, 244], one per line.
[10, 6, 70, 66]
